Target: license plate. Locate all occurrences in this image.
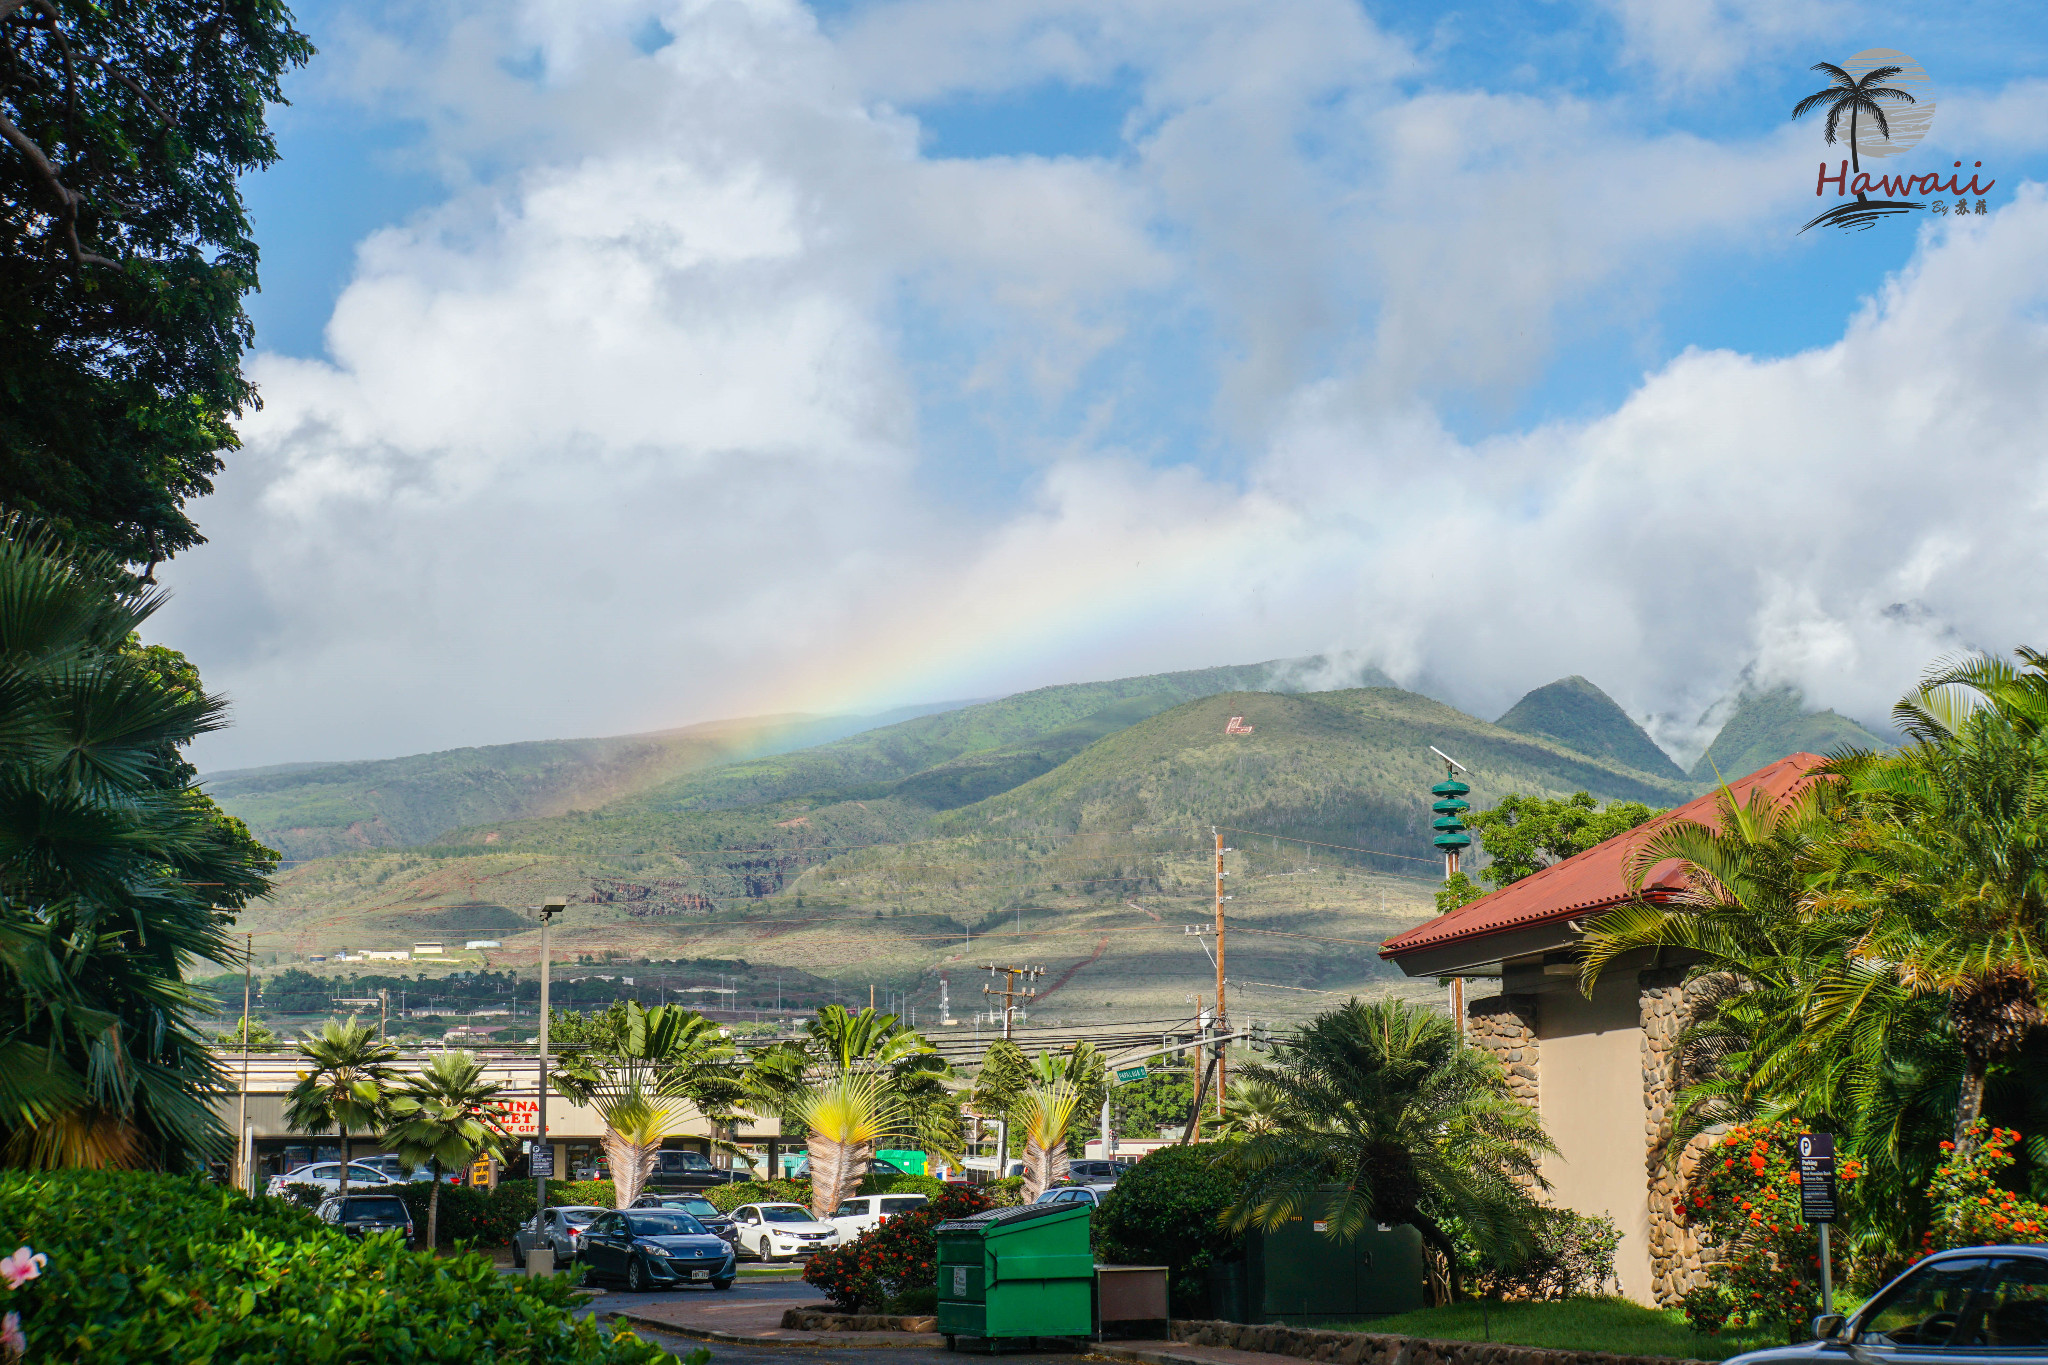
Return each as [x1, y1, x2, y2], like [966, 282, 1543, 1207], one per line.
[691, 1269, 710, 1280]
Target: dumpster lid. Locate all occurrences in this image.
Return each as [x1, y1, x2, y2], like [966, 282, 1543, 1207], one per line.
[935, 1200, 1087, 1234]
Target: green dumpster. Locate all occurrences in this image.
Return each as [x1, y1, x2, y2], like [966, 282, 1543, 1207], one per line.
[936, 1201, 1095, 1347]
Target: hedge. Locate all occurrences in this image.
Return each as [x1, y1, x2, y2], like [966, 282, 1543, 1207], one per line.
[803, 1185, 995, 1311]
[703, 1179, 811, 1212]
[855, 1173, 947, 1200]
[1093, 1143, 1241, 1316]
[0, 1170, 684, 1363]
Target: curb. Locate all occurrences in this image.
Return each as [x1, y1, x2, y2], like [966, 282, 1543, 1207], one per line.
[603, 1312, 947, 1349]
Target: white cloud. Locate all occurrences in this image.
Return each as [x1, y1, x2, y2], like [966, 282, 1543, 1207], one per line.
[156, 0, 2048, 775]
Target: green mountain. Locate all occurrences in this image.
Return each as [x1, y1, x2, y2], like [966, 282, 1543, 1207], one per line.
[1495, 676, 1686, 781]
[1689, 686, 1889, 781]
[205, 702, 970, 863]
[934, 688, 1692, 861]
[609, 657, 1394, 815]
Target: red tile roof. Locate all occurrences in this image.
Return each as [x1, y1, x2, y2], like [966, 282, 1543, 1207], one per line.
[1378, 753, 1830, 960]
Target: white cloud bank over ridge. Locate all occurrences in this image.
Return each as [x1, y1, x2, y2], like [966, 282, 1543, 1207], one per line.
[158, 0, 2048, 769]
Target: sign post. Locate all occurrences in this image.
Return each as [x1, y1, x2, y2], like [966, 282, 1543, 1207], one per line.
[1798, 1133, 1838, 1315]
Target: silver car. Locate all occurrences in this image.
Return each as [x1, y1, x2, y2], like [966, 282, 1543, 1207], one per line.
[1729, 1245, 2048, 1363]
[1032, 1183, 1116, 1209]
[511, 1205, 604, 1268]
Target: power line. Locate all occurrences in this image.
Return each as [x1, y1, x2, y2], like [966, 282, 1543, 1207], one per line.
[1210, 825, 1441, 866]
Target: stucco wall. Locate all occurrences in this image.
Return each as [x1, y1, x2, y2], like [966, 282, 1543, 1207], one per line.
[1537, 974, 1655, 1304]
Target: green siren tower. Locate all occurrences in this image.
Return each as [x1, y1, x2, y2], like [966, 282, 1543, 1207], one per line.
[1428, 745, 1471, 879]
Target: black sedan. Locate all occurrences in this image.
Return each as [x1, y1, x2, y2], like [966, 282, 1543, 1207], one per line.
[316, 1193, 416, 1243]
[578, 1208, 737, 1293]
[630, 1193, 738, 1246]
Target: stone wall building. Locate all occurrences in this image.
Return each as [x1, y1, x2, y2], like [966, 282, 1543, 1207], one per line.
[1379, 753, 1825, 1307]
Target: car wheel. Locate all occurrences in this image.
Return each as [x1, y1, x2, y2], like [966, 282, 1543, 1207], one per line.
[627, 1257, 649, 1293]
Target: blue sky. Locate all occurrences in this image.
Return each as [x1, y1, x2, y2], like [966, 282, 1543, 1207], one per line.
[167, 0, 2048, 768]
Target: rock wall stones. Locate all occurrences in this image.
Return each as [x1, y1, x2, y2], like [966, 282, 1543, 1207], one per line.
[1166, 1318, 1713, 1365]
[1640, 968, 1714, 1307]
[1465, 993, 1539, 1111]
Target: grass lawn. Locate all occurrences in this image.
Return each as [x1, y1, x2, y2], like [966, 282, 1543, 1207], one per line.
[1331, 1296, 1779, 1361]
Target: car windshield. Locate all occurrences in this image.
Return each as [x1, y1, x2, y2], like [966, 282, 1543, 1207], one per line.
[560, 1209, 600, 1226]
[673, 1199, 719, 1216]
[627, 1212, 707, 1237]
[760, 1205, 814, 1224]
[343, 1198, 408, 1220]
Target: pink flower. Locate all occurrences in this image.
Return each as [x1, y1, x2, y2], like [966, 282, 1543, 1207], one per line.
[1, 1310, 21, 1358]
[0, 1249, 42, 1291]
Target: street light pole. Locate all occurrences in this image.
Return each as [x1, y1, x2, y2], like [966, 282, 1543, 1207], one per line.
[237, 932, 252, 1192]
[534, 898, 567, 1253]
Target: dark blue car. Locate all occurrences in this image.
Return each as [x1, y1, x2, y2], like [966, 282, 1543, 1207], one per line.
[577, 1208, 736, 1293]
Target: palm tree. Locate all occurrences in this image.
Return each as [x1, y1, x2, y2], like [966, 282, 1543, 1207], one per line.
[748, 1005, 957, 1217]
[550, 1001, 743, 1207]
[1791, 62, 1916, 178]
[284, 1017, 400, 1199]
[1215, 997, 1553, 1300]
[1211, 1078, 1296, 1139]
[1819, 662, 2048, 1147]
[384, 1050, 510, 1249]
[0, 520, 277, 1169]
[1016, 1078, 1079, 1200]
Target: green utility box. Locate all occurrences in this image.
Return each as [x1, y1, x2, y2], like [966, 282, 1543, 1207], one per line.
[1207, 1214, 1427, 1325]
[936, 1201, 1095, 1347]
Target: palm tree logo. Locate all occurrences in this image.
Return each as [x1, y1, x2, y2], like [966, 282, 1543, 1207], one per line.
[1793, 50, 1935, 234]
[1792, 61, 1916, 181]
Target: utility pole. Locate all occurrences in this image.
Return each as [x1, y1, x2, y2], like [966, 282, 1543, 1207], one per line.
[1181, 996, 1215, 1144]
[378, 988, 388, 1042]
[533, 897, 567, 1257]
[982, 964, 1042, 1040]
[1213, 828, 1228, 1119]
[237, 932, 252, 1193]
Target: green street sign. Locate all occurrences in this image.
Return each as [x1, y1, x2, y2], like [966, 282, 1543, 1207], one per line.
[1115, 1065, 1148, 1084]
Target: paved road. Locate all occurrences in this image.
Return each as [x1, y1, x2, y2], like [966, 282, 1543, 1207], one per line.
[576, 1272, 1093, 1365]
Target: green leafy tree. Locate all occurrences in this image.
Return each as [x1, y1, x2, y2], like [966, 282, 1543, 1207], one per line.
[283, 1017, 400, 1199]
[747, 1005, 956, 1216]
[1211, 1077, 1296, 1140]
[0, 522, 276, 1168]
[1216, 997, 1554, 1300]
[1468, 791, 1662, 887]
[1109, 1060, 1194, 1139]
[550, 1002, 743, 1207]
[0, 0, 314, 572]
[215, 1019, 279, 1050]
[384, 1051, 511, 1249]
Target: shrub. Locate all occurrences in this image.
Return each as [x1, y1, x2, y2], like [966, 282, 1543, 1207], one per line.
[1680, 1119, 1864, 1341]
[858, 1172, 947, 1200]
[1466, 1207, 1622, 1301]
[1925, 1122, 2048, 1252]
[0, 1170, 679, 1362]
[550, 1179, 617, 1210]
[984, 1176, 1024, 1207]
[803, 1185, 996, 1312]
[1093, 1143, 1241, 1317]
[279, 1181, 325, 1209]
[704, 1179, 810, 1212]
[398, 1181, 533, 1248]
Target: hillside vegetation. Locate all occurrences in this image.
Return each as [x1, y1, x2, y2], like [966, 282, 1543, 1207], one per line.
[1689, 685, 1890, 780]
[1494, 676, 1686, 780]
[205, 703, 967, 862]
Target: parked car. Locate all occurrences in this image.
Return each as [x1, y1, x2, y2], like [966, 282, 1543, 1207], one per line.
[630, 1193, 738, 1245]
[316, 1192, 416, 1242]
[578, 1208, 737, 1293]
[510, 1205, 605, 1268]
[1065, 1159, 1127, 1184]
[827, 1192, 929, 1238]
[1726, 1244, 2048, 1363]
[643, 1148, 743, 1191]
[728, 1203, 842, 1261]
[265, 1162, 401, 1197]
[1031, 1183, 1116, 1209]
